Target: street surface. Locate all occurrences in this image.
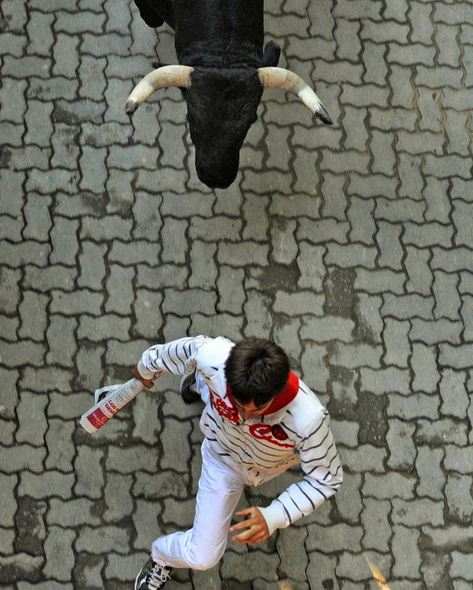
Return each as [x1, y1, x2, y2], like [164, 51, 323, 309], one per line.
[0, 0, 472, 588]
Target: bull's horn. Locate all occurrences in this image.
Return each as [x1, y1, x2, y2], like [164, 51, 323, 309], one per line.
[125, 65, 193, 114]
[258, 67, 333, 125]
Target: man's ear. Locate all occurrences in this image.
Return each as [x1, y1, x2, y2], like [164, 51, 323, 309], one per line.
[262, 41, 281, 66]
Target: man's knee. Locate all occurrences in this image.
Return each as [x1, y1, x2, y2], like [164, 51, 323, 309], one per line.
[185, 542, 225, 571]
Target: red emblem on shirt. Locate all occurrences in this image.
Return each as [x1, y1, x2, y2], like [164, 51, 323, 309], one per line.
[210, 391, 240, 424]
[249, 423, 294, 448]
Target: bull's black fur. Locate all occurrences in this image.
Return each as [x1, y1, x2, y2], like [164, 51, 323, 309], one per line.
[133, 0, 281, 189]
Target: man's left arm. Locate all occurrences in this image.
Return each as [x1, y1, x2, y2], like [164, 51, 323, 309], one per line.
[258, 410, 343, 536]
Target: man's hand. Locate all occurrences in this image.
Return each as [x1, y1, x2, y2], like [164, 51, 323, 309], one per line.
[230, 507, 270, 544]
[132, 364, 154, 389]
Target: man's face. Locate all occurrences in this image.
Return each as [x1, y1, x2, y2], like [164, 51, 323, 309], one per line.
[232, 398, 274, 421]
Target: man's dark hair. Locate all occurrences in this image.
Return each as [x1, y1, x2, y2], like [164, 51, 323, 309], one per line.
[224, 339, 290, 406]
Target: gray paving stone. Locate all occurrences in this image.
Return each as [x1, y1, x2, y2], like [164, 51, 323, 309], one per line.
[354, 268, 405, 294]
[46, 315, 78, 367]
[382, 293, 434, 320]
[42, 527, 76, 582]
[133, 471, 189, 501]
[343, 105, 369, 150]
[52, 34, 80, 77]
[1, 0, 472, 587]
[0, 474, 18, 527]
[421, 551, 452, 590]
[415, 418, 469, 447]
[340, 445, 387, 473]
[386, 420, 417, 471]
[424, 154, 471, 180]
[445, 110, 471, 157]
[411, 343, 439, 393]
[325, 243, 377, 268]
[445, 473, 473, 524]
[334, 472, 362, 524]
[360, 498, 391, 551]
[305, 552, 339, 590]
[336, 551, 391, 583]
[392, 498, 444, 527]
[371, 130, 396, 176]
[363, 472, 416, 500]
[20, 366, 72, 393]
[362, 41, 388, 85]
[301, 316, 354, 342]
[106, 445, 159, 474]
[330, 419, 359, 448]
[356, 293, 383, 344]
[422, 525, 473, 553]
[301, 342, 329, 392]
[402, 222, 453, 248]
[416, 447, 445, 500]
[383, 319, 410, 367]
[297, 242, 326, 290]
[276, 525, 308, 581]
[78, 315, 131, 342]
[298, 218, 350, 245]
[18, 471, 75, 499]
[0, 341, 45, 368]
[22, 194, 53, 242]
[50, 290, 103, 315]
[75, 525, 132, 555]
[450, 552, 473, 581]
[392, 525, 422, 579]
[216, 267, 246, 314]
[106, 266, 136, 314]
[360, 367, 410, 395]
[0, 316, 19, 342]
[44, 419, 76, 472]
[189, 241, 218, 289]
[74, 446, 105, 499]
[433, 271, 462, 320]
[109, 240, 160, 265]
[220, 550, 280, 583]
[160, 418, 192, 473]
[16, 392, 49, 446]
[440, 343, 473, 369]
[439, 369, 469, 418]
[0, 554, 44, 585]
[103, 473, 134, 524]
[444, 445, 473, 475]
[387, 393, 441, 420]
[405, 247, 433, 295]
[318, 173, 346, 221]
[330, 342, 382, 369]
[389, 64, 416, 108]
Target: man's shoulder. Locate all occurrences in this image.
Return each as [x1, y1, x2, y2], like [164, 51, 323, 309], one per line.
[285, 379, 327, 432]
[195, 336, 234, 375]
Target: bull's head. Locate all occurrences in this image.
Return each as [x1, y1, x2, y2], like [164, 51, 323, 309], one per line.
[126, 64, 332, 190]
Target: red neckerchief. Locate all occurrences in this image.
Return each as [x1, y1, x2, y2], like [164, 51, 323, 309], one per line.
[226, 371, 299, 415]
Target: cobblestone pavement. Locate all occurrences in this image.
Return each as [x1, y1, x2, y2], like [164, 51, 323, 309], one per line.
[1, 0, 473, 589]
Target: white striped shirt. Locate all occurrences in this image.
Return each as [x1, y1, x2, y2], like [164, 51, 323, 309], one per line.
[137, 335, 343, 533]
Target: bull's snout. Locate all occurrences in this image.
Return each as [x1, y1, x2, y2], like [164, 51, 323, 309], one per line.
[195, 151, 239, 190]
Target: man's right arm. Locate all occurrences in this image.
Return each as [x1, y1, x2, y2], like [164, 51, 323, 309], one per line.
[133, 335, 212, 387]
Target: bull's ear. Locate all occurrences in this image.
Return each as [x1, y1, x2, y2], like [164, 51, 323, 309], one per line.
[262, 41, 281, 66]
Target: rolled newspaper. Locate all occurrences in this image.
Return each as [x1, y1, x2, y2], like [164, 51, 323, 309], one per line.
[80, 378, 145, 433]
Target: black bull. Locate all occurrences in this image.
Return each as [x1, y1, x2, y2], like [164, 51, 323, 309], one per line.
[127, 0, 333, 190]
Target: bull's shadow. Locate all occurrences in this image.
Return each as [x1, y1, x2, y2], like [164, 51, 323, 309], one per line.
[126, 0, 333, 190]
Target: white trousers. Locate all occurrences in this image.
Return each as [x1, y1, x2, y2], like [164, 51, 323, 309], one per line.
[151, 439, 246, 570]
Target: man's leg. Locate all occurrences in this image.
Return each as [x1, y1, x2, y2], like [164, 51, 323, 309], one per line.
[151, 440, 244, 570]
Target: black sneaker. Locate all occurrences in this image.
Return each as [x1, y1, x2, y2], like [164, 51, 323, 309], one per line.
[180, 370, 201, 404]
[134, 558, 171, 590]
